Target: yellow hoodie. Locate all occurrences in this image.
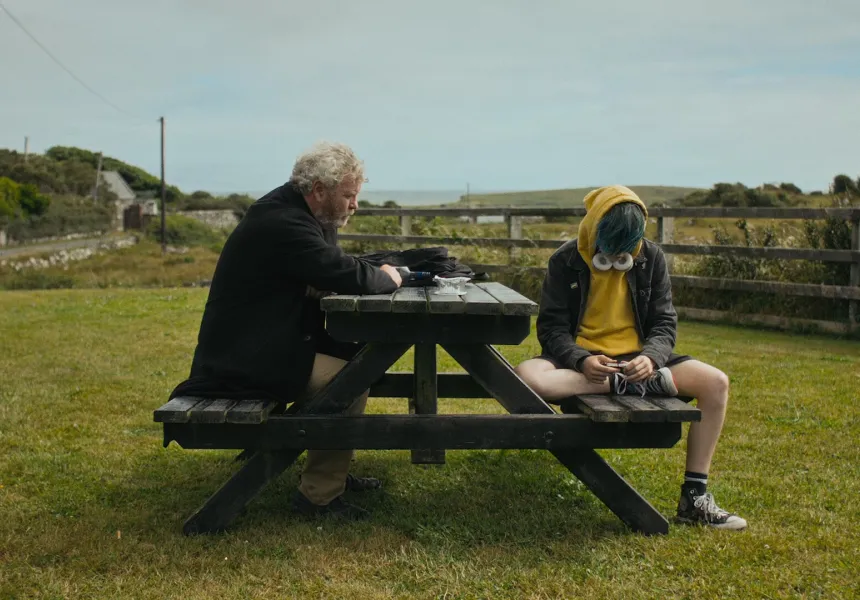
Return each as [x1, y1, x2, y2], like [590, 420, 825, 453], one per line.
[575, 185, 648, 356]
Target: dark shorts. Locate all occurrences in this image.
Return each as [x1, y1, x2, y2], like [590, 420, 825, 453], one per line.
[535, 351, 694, 371]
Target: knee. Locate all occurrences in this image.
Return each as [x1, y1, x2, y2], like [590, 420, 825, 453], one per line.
[701, 369, 729, 409]
[514, 361, 545, 394]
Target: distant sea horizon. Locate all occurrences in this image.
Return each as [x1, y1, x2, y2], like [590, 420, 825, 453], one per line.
[217, 189, 508, 206]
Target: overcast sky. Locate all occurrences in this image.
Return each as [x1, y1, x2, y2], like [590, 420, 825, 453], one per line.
[1, 0, 859, 194]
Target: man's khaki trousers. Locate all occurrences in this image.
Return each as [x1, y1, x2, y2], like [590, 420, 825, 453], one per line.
[297, 353, 368, 505]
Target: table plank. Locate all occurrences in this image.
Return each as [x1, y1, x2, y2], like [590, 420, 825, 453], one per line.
[476, 282, 539, 316]
[321, 294, 359, 312]
[391, 287, 428, 313]
[462, 283, 503, 315]
[357, 293, 394, 312]
[428, 289, 466, 313]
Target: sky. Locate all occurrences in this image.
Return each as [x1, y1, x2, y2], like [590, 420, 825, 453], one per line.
[1, 0, 859, 195]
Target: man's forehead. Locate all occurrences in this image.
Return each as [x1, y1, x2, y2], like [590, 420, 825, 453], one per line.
[337, 178, 361, 194]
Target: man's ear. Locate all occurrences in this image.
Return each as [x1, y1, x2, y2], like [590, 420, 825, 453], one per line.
[310, 181, 326, 200]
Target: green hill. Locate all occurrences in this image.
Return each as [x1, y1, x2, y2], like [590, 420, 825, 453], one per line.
[458, 186, 704, 207]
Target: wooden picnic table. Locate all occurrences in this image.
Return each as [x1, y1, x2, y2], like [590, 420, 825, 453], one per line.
[155, 282, 700, 536]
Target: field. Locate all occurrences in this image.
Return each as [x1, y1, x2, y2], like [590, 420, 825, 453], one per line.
[457, 186, 704, 207]
[1, 288, 858, 599]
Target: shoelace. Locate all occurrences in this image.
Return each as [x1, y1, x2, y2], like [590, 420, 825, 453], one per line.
[693, 493, 729, 522]
[612, 373, 648, 398]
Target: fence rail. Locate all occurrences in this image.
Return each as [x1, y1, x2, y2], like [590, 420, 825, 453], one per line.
[344, 206, 860, 330]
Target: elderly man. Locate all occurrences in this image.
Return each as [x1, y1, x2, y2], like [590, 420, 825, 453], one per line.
[515, 185, 747, 530]
[170, 141, 402, 520]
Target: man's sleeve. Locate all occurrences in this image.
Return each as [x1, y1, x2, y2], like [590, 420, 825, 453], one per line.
[275, 215, 398, 295]
[640, 247, 678, 368]
[536, 254, 592, 372]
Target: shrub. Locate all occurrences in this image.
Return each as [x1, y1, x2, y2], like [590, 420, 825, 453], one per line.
[146, 214, 224, 246]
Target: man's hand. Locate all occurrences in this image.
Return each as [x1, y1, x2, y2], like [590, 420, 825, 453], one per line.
[623, 355, 655, 383]
[380, 264, 403, 288]
[581, 355, 621, 384]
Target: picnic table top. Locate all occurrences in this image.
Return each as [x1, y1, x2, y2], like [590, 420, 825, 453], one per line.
[320, 281, 539, 316]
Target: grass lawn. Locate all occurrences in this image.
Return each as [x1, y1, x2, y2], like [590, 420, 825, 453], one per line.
[0, 288, 857, 599]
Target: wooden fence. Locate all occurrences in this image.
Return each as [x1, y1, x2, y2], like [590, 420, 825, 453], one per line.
[340, 206, 860, 334]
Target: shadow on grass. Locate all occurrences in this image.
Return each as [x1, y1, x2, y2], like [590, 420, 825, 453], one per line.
[98, 443, 637, 555]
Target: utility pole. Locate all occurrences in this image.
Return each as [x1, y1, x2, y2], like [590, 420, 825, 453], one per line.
[159, 116, 166, 254]
[92, 152, 103, 201]
[24, 136, 29, 162]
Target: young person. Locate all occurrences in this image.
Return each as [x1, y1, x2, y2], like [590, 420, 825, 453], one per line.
[515, 185, 746, 530]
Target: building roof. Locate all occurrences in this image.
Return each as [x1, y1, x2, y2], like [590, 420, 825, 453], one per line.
[101, 171, 136, 202]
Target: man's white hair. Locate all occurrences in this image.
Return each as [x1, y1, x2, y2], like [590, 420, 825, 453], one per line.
[289, 141, 366, 195]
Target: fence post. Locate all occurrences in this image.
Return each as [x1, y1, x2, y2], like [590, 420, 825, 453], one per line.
[400, 215, 412, 237]
[507, 213, 522, 262]
[850, 216, 860, 328]
[657, 215, 675, 273]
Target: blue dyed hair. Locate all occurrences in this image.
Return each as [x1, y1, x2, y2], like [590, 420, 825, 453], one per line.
[595, 202, 645, 255]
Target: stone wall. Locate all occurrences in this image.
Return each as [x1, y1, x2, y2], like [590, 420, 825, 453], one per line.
[178, 209, 240, 231]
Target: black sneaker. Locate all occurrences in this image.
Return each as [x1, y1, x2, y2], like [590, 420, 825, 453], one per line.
[611, 367, 678, 397]
[291, 491, 370, 521]
[676, 489, 747, 530]
[345, 473, 382, 492]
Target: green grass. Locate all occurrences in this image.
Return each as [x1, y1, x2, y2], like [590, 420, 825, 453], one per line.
[458, 186, 704, 207]
[1, 288, 858, 598]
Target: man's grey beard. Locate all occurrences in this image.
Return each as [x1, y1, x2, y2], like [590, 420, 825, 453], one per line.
[317, 213, 351, 229]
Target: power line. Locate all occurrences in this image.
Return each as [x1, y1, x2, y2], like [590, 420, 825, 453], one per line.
[0, 1, 140, 119]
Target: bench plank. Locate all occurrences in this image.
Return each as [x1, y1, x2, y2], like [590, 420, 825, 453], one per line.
[321, 294, 359, 312]
[647, 396, 701, 422]
[189, 399, 238, 424]
[225, 400, 276, 424]
[476, 282, 538, 316]
[391, 287, 427, 313]
[462, 283, 503, 315]
[574, 395, 630, 422]
[154, 397, 204, 423]
[611, 395, 667, 423]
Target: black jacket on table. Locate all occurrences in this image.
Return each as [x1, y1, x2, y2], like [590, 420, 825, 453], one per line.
[169, 183, 399, 403]
[536, 238, 678, 372]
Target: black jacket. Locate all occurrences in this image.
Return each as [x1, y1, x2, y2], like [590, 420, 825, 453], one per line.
[536, 238, 677, 371]
[169, 183, 399, 402]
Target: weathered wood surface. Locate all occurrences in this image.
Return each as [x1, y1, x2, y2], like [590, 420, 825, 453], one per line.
[154, 397, 203, 423]
[411, 343, 445, 464]
[574, 394, 701, 423]
[165, 415, 681, 451]
[155, 397, 276, 425]
[325, 312, 532, 345]
[322, 282, 537, 314]
[476, 282, 539, 315]
[390, 286, 427, 313]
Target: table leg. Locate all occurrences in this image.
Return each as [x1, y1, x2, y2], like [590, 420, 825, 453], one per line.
[411, 343, 445, 464]
[182, 342, 411, 535]
[442, 343, 670, 535]
[183, 449, 302, 535]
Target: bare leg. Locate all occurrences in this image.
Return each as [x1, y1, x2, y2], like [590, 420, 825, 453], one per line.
[514, 358, 609, 402]
[669, 360, 730, 474]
